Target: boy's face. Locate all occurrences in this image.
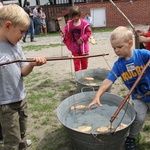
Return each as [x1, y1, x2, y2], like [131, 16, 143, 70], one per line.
[111, 38, 133, 60]
[2, 21, 28, 45]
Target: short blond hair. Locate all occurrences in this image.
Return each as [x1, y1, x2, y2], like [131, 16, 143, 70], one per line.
[110, 26, 133, 42]
[0, 4, 30, 28]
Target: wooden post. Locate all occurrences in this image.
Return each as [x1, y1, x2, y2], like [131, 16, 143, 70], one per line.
[135, 34, 140, 49]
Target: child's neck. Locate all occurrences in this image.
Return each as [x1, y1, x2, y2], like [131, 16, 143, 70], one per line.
[125, 49, 133, 60]
[73, 19, 81, 26]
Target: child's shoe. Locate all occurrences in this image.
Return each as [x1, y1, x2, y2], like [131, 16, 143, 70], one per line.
[125, 137, 136, 150]
[26, 139, 32, 147]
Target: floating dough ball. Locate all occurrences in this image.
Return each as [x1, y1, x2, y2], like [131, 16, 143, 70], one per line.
[84, 77, 94, 81]
[116, 123, 128, 131]
[97, 125, 114, 133]
[86, 83, 97, 86]
[74, 126, 92, 132]
[70, 105, 86, 110]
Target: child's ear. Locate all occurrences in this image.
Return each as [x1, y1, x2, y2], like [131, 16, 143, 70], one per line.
[4, 21, 12, 30]
[129, 40, 133, 47]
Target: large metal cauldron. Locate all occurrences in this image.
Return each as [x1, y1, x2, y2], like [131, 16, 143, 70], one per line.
[57, 92, 135, 150]
[74, 68, 111, 92]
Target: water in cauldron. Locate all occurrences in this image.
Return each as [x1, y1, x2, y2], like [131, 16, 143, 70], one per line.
[64, 104, 131, 134]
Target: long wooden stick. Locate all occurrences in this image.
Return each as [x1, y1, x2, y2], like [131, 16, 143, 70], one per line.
[110, 59, 150, 123]
[0, 53, 109, 66]
[109, 0, 141, 49]
[110, 0, 135, 32]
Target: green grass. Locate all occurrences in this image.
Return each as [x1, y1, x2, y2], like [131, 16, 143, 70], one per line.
[40, 127, 71, 150]
[33, 27, 115, 38]
[29, 135, 40, 142]
[143, 124, 150, 131]
[92, 27, 115, 33]
[58, 85, 72, 91]
[24, 71, 76, 150]
[137, 132, 150, 150]
[34, 32, 60, 37]
[22, 43, 64, 51]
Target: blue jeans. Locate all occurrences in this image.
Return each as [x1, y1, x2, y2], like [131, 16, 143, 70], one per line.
[23, 18, 34, 41]
[33, 17, 40, 35]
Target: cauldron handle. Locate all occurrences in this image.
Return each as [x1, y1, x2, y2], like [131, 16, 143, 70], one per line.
[110, 59, 150, 123]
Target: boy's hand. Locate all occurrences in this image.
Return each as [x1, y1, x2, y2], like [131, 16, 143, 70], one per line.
[88, 97, 102, 110]
[21, 57, 47, 76]
[30, 57, 47, 67]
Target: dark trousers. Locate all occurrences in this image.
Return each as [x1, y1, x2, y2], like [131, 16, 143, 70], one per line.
[0, 99, 28, 150]
[23, 18, 34, 41]
[0, 124, 3, 140]
[33, 17, 40, 35]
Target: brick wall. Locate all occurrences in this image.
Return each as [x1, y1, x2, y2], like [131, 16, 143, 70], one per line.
[77, 0, 150, 28]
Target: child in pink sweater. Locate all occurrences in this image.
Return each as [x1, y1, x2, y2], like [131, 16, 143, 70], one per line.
[61, 6, 92, 71]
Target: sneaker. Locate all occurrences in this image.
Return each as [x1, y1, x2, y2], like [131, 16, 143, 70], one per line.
[26, 139, 32, 147]
[0, 140, 3, 144]
[125, 137, 136, 150]
[22, 39, 26, 43]
[31, 39, 36, 42]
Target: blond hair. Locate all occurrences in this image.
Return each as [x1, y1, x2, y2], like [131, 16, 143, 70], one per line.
[110, 26, 133, 42]
[0, 4, 30, 28]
